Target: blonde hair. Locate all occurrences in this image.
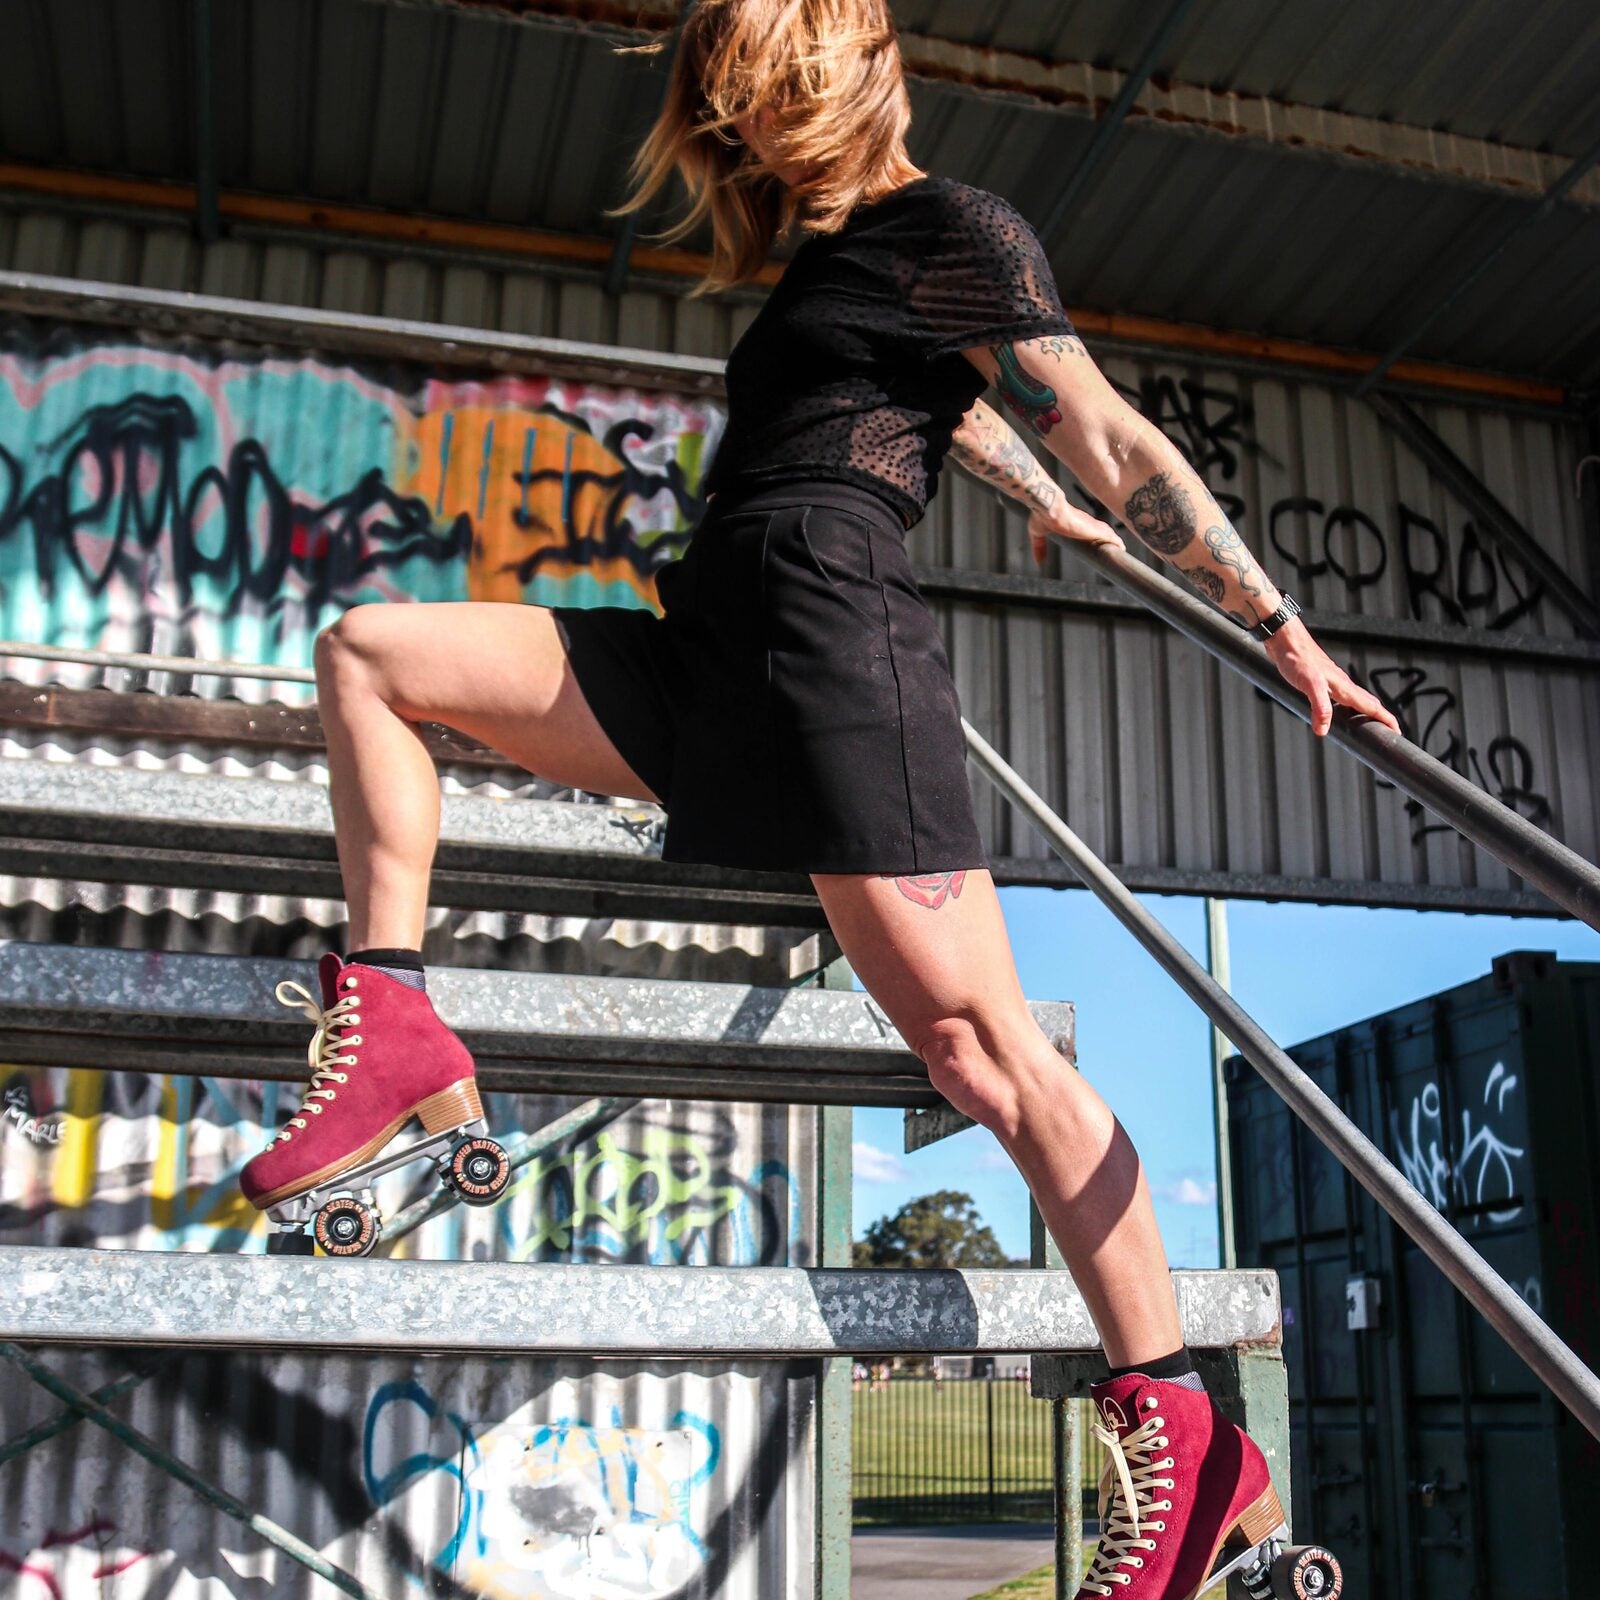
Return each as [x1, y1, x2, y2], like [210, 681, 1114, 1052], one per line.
[608, 0, 919, 296]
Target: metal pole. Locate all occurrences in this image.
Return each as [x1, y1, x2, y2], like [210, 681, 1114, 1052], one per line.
[962, 719, 1600, 1444]
[987, 1369, 996, 1518]
[0, 639, 316, 684]
[0, 1344, 387, 1600]
[1036, 0, 1204, 245]
[380, 1095, 630, 1248]
[1204, 898, 1237, 1269]
[1049, 542, 1600, 932]
[1052, 1398, 1083, 1596]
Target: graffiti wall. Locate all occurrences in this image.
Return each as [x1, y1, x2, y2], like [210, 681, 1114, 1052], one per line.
[0, 322, 724, 683]
[0, 1065, 818, 1597]
[0, 1065, 812, 1266]
[0, 1348, 814, 1599]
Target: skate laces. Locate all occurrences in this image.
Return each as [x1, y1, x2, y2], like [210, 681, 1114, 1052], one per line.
[1081, 1398, 1176, 1594]
[270, 979, 362, 1144]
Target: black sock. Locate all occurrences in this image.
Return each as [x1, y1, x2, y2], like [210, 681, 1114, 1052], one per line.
[346, 946, 426, 991]
[1107, 1346, 1202, 1387]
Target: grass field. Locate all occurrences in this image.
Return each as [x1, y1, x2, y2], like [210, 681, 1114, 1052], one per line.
[851, 1377, 1063, 1525]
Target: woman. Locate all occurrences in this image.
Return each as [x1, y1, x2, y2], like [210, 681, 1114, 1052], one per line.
[240, 2, 1398, 1593]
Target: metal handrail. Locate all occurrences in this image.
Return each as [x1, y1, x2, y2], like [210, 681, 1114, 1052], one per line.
[5, 543, 1600, 1441]
[1057, 540, 1600, 932]
[961, 541, 1600, 1441]
[964, 722, 1600, 1439]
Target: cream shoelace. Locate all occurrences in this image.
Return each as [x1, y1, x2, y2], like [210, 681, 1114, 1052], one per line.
[270, 980, 362, 1144]
[1080, 1399, 1176, 1594]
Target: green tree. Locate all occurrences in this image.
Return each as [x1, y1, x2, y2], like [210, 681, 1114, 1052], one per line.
[852, 1190, 1010, 1269]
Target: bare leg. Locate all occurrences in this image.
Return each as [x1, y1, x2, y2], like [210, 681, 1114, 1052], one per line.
[313, 601, 660, 949]
[812, 867, 1182, 1369]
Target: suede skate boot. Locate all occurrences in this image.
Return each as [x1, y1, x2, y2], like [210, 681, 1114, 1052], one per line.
[1076, 1372, 1284, 1599]
[239, 952, 482, 1211]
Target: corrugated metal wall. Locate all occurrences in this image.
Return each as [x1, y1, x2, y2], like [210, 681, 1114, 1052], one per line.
[0, 207, 827, 1600]
[3, 195, 1595, 911]
[1, 1346, 816, 1599]
[0, 187, 1594, 1593]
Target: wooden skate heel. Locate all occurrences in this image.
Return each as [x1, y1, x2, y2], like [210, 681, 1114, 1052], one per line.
[417, 1078, 484, 1133]
[1234, 1482, 1288, 1547]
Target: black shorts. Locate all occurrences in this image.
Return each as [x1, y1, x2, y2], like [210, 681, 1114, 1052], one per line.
[548, 478, 989, 876]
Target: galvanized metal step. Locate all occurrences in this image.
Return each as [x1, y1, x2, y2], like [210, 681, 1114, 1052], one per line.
[0, 754, 827, 927]
[0, 943, 1074, 1107]
[0, 1247, 1278, 1356]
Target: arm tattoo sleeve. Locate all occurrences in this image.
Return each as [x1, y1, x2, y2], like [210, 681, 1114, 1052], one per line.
[1126, 471, 1275, 623]
[949, 400, 1063, 516]
[1123, 471, 1197, 557]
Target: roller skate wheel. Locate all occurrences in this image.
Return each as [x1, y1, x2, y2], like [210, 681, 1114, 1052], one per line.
[1270, 1546, 1342, 1599]
[313, 1196, 379, 1257]
[448, 1136, 511, 1204]
[265, 1229, 315, 1256]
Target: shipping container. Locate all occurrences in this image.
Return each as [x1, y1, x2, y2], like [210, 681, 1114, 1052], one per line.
[1226, 950, 1600, 1599]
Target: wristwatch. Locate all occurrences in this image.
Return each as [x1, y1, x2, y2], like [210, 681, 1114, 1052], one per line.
[1248, 593, 1301, 642]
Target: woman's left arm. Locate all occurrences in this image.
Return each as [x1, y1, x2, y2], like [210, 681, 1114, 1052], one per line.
[956, 335, 1401, 738]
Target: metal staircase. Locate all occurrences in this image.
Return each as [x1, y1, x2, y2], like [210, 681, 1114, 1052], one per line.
[4, 515, 1597, 1596]
[0, 679, 1295, 1598]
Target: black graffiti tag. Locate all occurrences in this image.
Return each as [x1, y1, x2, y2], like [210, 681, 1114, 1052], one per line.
[1367, 664, 1552, 843]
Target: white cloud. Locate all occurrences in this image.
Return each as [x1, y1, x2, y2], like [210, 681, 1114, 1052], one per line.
[975, 1148, 1016, 1173]
[853, 1142, 909, 1184]
[1153, 1176, 1217, 1207]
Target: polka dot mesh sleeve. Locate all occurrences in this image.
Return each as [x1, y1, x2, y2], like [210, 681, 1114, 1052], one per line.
[909, 186, 1076, 358]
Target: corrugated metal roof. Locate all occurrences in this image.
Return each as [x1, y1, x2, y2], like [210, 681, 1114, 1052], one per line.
[901, 0, 1600, 155]
[3, 0, 1599, 386]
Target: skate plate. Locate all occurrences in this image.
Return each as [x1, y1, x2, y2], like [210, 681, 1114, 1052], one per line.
[264, 1116, 511, 1257]
[1223, 1529, 1343, 1600]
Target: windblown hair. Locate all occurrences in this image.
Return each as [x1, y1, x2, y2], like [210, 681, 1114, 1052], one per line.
[608, 0, 916, 296]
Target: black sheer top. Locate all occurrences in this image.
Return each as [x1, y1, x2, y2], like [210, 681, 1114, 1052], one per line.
[702, 174, 1076, 528]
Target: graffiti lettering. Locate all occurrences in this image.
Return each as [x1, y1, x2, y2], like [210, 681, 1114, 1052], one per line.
[362, 1379, 722, 1597]
[2, 1080, 64, 1145]
[0, 1519, 150, 1597]
[507, 1122, 795, 1266]
[1397, 505, 1542, 630]
[1366, 664, 1552, 844]
[1390, 1066, 1525, 1225]
[0, 340, 724, 670]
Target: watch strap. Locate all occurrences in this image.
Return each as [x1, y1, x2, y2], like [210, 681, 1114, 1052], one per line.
[1249, 593, 1301, 642]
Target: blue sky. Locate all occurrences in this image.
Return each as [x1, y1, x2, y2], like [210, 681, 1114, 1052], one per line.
[849, 891, 1600, 1265]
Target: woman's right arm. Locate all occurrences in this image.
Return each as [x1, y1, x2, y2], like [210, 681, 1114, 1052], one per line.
[952, 341, 1400, 737]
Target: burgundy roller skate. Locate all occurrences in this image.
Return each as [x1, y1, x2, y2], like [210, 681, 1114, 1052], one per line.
[1077, 1373, 1342, 1600]
[241, 953, 511, 1257]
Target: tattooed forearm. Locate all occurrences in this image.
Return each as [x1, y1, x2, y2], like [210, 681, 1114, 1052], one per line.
[990, 339, 1083, 438]
[880, 871, 968, 909]
[1181, 564, 1226, 603]
[950, 400, 1063, 516]
[1203, 522, 1264, 601]
[1122, 469, 1278, 624]
[1124, 471, 1196, 557]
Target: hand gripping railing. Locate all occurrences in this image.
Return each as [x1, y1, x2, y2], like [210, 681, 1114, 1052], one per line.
[962, 536, 1600, 1442]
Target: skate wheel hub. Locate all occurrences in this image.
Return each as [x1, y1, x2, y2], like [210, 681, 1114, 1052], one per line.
[313, 1196, 378, 1257]
[448, 1136, 512, 1204]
